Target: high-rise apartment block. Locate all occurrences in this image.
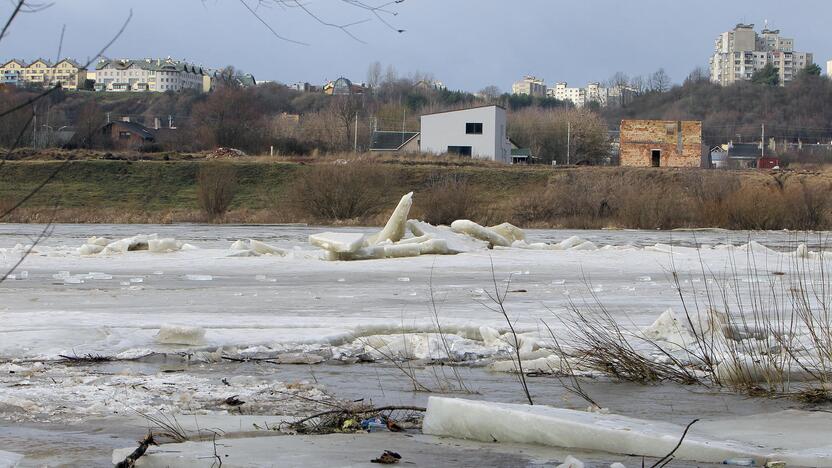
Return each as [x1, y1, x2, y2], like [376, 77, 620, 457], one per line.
[709, 23, 813, 86]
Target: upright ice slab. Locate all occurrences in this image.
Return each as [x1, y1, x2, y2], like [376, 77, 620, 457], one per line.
[367, 192, 413, 245]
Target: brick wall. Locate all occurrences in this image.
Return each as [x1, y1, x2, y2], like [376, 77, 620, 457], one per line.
[619, 120, 702, 167]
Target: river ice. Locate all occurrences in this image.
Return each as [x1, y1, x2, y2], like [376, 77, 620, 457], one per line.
[1, 223, 830, 465]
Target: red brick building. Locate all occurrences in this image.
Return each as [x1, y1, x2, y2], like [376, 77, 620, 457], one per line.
[619, 120, 704, 168]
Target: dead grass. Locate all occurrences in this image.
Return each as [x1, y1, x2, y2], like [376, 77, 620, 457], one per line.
[3, 160, 832, 229]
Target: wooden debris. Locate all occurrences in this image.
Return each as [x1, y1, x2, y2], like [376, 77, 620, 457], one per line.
[114, 432, 157, 468]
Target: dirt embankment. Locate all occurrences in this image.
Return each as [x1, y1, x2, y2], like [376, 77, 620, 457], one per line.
[1, 151, 831, 229]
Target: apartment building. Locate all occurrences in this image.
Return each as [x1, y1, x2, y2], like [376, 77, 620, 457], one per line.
[511, 76, 546, 97]
[0, 58, 87, 89]
[94, 58, 206, 92]
[547, 82, 634, 108]
[709, 23, 813, 86]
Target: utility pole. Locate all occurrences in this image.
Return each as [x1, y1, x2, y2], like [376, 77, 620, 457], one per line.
[761, 123, 765, 158]
[353, 111, 359, 153]
[566, 121, 571, 165]
[32, 113, 37, 148]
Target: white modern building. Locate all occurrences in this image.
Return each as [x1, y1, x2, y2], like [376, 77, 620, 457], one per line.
[827, 60, 832, 77]
[420, 105, 512, 163]
[94, 57, 206, 92]
[709, 23, 813, 86]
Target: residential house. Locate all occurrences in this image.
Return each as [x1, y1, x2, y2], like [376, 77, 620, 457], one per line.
[95, 58, 206, 92]
[20, 59, 53, 86]
[415, 80, 446, 91]
[101, 120, 156, 149]
[52, 59, 87, 89]
[0, 59, 25, 87]
[0, 58, 88, 89]
[420, 105, 512, 163]
[619, 120, 704, 168]
[323, 77, 365, 95]
[710, 142, 767, 168]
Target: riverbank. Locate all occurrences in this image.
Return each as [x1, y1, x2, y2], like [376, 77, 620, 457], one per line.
[1, 153, 831, 229]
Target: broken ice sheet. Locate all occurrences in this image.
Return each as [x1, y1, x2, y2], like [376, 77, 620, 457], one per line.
[184, 274, 213, 281]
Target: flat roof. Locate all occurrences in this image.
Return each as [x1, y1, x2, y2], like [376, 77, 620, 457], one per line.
[421, 104, 505, 117]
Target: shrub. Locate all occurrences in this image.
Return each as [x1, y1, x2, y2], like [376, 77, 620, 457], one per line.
[418, 174, 481, 225]
[286, 162, 392, 221]
[196, 162, 237, 221]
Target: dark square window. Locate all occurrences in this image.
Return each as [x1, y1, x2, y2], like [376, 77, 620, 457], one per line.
[465, 122, 483, 134]
[447, 146, 472, 156]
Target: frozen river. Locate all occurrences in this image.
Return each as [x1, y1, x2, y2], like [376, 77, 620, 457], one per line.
[1, 223, 830, 466]
[0, 224, 824, 361]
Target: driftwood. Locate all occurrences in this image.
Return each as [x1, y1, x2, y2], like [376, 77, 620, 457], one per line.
[290, 405, 426, 428]
[115, 432, 157, 468]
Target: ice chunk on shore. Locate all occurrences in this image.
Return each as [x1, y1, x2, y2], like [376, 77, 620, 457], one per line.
[367, 191, 413, 244]
[79, 234, 192, 255]
[423, 397, 768, 464]
[407, 220, 488, 253]
[156, 325, 206, 345]
[230, 239, 287, 256]
[557, 455, 585, 468]
[642, 308, 697, 350]
[309, 232, 367, 254]
[324, 245, 385, 261]
[489, 222, 526, 243]
[451, 220, 511, 247]
[148, 238, 183, 253]
[77, 244, 105, 255]
[383, 243, 423, 258]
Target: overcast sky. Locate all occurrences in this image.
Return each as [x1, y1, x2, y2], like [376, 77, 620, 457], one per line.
[2, 0, 829, 92]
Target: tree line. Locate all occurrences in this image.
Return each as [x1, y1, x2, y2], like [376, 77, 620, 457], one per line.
[1, 62, 830, 165]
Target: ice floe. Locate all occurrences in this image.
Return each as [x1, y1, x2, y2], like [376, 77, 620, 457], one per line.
[77, 234, 195, 256]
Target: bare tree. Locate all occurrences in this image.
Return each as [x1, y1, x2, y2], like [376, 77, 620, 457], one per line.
[383, 64, 398, 85]
[607, 72, 631, 107]
[647, 68, 672, 93]
[366, 61, 382, 89]
[629, 75, 646, 96]
[75, 99, 105, 149]
[242, 0, 406, 45]
[478, 85, 501, 101]
[331, 95, 363, 149]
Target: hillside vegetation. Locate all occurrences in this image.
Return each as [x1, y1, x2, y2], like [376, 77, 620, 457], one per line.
[2, 158, 831, 230]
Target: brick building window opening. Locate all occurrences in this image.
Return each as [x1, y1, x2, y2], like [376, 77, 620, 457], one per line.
[665, 124, 676, 136]
[448, 145, 473, 156]
[465, 122, 483, 135]
[651, 150, 661, 167]
[118, 131, 132, 140]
